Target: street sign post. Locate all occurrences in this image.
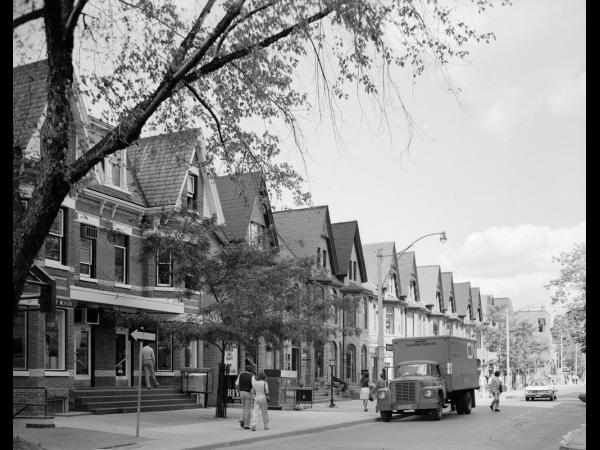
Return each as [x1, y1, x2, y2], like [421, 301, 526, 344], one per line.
[130, 327, 155, 437]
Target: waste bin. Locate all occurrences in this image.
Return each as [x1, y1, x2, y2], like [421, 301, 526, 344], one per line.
[264, 369, 297, 410]
[181, 368, 213, 408]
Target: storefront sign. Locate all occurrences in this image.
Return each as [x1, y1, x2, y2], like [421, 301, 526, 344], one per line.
[224, 346, 238, 375]
[280, 370, 297, 378]
[57, 298, 76, 309]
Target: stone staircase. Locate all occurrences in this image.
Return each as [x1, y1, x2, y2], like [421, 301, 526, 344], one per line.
[73, 386, 200, 415]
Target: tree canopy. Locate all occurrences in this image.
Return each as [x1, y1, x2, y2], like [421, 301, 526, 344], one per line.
[13, 0, 510, 312]
[546, 242, 585, 352]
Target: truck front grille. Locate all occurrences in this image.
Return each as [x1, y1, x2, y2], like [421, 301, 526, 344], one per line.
[393, 381, 417, 403]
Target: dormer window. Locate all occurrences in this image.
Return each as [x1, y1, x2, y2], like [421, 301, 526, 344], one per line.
[106, 150, 127, 189]
[249, 222, 265, 250]
[186, 174, 198, 211]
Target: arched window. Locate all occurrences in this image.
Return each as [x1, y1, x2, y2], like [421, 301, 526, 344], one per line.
[345, 344, 356, 382]
[433, 321, 439, 336]
[361, 345, 368, 373]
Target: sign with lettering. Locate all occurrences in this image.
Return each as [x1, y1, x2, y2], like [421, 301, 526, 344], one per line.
[57, 298, 76, 309]
[280, 370, 297, 378]
[224, 346, 238, 376]
[385, 344, 393, 351]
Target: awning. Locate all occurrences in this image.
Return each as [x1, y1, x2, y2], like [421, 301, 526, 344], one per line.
[20, 264, 56, 312]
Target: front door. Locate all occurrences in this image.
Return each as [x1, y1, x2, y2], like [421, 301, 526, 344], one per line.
[74, 325, 91, 381]
[115, 328, 131, 387]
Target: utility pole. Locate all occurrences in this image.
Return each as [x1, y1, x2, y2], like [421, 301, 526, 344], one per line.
[377, 248, 384, 377]
[574, 342, 578, 379]
[560, 330, 563, 383]
[505, 308, 510, 391]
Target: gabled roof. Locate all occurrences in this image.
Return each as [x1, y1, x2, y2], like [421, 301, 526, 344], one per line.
[214, 172, 277, 246]
[13, 60, 48, 151]
[441, 272, 455, 313]
[362, 242, 399, 293]
[454, 281, 472, 319]
[331, 221, 367, 282]
[272, 206, 339, 274]
[127, 129, 200, 207]
[470, 287, 482, 321]
[481, 294, 493, 318]
[85, 117, 147, 207]
[397, 251, 419, 300]
[492, 297, 514, 314]
[416, 265, 442, 309]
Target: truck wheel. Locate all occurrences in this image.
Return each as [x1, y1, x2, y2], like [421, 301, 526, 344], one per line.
[380, 411, 392, 422]
[430, 394, 443, 421]
[462, 391, 472, 415]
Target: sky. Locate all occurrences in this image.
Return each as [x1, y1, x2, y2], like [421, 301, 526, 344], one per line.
[270, 0, 586, 318]
[13, 0, 585, 319]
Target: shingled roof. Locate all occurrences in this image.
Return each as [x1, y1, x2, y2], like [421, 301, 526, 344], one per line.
[13, 60, 48, 151]
[331, 221, 367, 282]
[362, 242, 399, 295]
[127, 129, 200, 207]
[417, 265, 443, 309]
[470, 287, 482, 321]
[441, 272, 456, 314]
[85, 117, 147, 207]
[397, 251, 419, 300]
[454, 281, 473, 319]
[214, 172, 277, 245]
[272, 206, 338, 274]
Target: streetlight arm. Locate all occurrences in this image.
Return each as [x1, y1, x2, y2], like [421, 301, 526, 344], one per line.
[394, 232, 447, 258]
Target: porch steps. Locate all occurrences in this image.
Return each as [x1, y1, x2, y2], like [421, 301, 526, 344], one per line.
[73, 386, 200, 415]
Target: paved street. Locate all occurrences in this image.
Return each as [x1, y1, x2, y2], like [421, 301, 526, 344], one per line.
[14, 385, 584, 450]
[225, 387, 586, 450]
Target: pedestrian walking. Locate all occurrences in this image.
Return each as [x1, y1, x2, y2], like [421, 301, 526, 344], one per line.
[489, 371, 503, 412]
[360, 372, 370, 412]
[479, 373, 487, 398]
[141, 343, 160, 389]
[235, 364, 255, 429]
[250, 372, 270, 431]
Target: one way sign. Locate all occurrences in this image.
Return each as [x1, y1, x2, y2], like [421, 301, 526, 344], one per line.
[130, 329, 156, 341]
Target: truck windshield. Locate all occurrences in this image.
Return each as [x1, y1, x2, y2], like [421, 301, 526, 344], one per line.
[396, 363, 429, 377]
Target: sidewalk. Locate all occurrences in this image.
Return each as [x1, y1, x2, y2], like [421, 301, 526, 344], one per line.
[560, 423, 586, 450]
[14, 400, 376, 450]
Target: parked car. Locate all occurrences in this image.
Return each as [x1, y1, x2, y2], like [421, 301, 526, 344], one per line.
[525, 379, 557, 401]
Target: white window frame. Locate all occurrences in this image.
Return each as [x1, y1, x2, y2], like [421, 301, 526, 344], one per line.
[186, 174, 197, 211]
[114, 244, 127, 284]
[80, 237, 94, 278]
[156, 251, 173, 287]
[46, 208, 64, 263]
[386, 306, 394, 335]
[44, 310, 65, 371]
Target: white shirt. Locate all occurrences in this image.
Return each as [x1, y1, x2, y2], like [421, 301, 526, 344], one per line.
[251, 378, 269, 397]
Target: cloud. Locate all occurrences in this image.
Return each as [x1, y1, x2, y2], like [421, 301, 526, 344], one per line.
[439, 222, 586, 310]
[546, 70, 586, 118]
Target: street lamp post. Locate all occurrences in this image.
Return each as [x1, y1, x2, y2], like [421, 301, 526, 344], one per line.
[506, 308, 510, 391]
[376, 232, 447, 373]
[329, 359, 336, 408]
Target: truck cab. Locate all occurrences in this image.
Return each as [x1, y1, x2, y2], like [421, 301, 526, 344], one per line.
[376, 359, 446, 421]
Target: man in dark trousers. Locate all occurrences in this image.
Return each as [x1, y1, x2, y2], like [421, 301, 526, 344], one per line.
[235, 365, 256, 429]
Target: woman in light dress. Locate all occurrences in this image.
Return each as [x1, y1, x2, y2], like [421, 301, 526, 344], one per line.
[250, 372, 270, 431]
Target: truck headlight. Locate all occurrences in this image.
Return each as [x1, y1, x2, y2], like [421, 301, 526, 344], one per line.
[377, 390, 387, 400]
[423, 389, 434, 398]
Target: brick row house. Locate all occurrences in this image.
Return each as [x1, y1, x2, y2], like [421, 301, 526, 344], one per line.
[14, 59, 521, 411]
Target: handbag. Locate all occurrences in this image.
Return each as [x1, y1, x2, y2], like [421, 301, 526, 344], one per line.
[266, 394, 270, 403]
[368, 394, 374, 401]
[498, 384, 503, 393]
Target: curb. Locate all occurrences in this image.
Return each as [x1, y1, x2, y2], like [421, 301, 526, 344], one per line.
[184, 416, 376, 450]
[559, 423, 586, 450]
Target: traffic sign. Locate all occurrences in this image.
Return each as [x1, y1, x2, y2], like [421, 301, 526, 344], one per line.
[385, 344, 393, 351]
[130, 329, 156, 341]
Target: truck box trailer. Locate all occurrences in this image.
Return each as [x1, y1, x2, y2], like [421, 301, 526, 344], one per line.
[377, 336, 479, 422]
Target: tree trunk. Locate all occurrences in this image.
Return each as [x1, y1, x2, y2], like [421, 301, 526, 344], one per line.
[215, 349, 228, 418]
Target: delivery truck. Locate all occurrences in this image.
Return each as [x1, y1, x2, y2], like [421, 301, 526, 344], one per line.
[376, 336, 479, 422]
